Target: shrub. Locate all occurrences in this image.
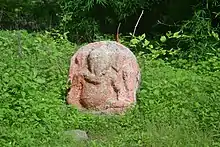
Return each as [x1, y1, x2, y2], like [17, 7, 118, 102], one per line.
[0, 30, 78, 146]
[128, 8, 220, 73]
[0, 31, 219, 146]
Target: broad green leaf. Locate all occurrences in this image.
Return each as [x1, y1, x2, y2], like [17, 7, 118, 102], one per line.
[35, 78, 46, 84]
[153, 89, 160, 95]
[173, 31, 181, 38]
[138, 33, 146, 41]
[130, 38, 139, 45]
[143, 39, 150, 47]
[160, 36, 166, 42]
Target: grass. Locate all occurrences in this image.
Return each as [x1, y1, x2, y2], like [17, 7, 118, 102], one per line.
[0, 30, 220, 147]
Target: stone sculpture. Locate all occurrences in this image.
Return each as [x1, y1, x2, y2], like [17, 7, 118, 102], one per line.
[67, 41, 140, 114]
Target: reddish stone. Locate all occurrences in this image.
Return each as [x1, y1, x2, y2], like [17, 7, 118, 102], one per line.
[67, 41, 140, 114]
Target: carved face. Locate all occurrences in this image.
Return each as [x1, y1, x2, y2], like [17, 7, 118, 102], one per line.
[88, 49, 112, 76]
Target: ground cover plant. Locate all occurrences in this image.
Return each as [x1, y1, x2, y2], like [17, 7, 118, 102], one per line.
[0, 30, 220, 146]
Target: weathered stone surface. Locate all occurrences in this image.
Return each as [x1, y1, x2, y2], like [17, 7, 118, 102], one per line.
[67, 41, 140, 114]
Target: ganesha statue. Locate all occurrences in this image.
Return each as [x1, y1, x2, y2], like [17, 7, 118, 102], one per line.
[67, 41, 140, 114]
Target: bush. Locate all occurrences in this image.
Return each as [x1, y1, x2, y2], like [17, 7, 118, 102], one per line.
[0, 31, 220, 146]
[128, 8, 220, 73]
[0, 30, 78, 146]
[1, 0, 166, 42]
[57, 0, 164, 42]
[0, 0, 60, 30]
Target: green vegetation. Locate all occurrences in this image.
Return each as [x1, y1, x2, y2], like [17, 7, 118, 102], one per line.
[129, 8, 220, 73]
[0, 0, 164, 42]
[1, 0, 220, 146]
[0, 31, 220, 146]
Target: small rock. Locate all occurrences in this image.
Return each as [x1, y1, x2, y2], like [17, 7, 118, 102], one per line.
[63, 129, 89, 141]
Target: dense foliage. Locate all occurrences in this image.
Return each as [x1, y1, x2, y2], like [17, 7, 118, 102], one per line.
[0, 0, 165, 42]
[4, 0, 219, 42]
[0, 0, 220, 146]
[0, 0, 59, 30]
[0, 31, 220, 146]
[129, 7, 220, 73]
